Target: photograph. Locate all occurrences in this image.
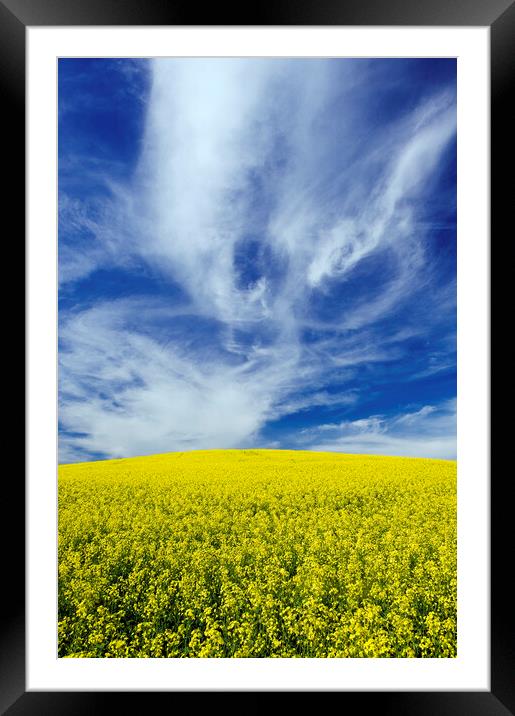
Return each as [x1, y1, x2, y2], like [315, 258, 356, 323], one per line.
[57, 56, 458, 659]
[1, 0, 506, 704]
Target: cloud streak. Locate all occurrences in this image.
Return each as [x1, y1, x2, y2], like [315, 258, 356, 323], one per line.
[296, 400, 456, 460]
[58, 59, 457, 462]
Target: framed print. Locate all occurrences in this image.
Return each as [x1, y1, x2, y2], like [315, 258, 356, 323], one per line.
[3, 0, 510, 711]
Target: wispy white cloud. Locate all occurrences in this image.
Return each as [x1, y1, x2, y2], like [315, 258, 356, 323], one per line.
[59, 299, 304, 461]
[296, 399, 456, 459]
[59, 60, 456, 462]
[274, 390, 359, 417]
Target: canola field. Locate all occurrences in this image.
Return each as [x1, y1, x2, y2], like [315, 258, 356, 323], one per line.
[58, 449, 456, 658]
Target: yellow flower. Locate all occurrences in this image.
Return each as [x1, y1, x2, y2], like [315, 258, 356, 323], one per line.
[58, 449, 456, 658]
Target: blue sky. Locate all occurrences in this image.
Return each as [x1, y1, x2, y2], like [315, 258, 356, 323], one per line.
[58, 58, 456, 463]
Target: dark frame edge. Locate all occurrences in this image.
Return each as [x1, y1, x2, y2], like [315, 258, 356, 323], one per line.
[2, 692, 515, 716]
[0, 1, 25, 715]
[6, 0, 512, 712]
[0, 0, 514, 26]
[490, 1, 515, 714]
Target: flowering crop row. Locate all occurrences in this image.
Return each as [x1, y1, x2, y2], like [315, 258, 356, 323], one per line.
[58, 449, 456, 658]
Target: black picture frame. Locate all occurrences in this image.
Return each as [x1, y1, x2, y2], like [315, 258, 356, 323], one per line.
[4, 0, 510, 712]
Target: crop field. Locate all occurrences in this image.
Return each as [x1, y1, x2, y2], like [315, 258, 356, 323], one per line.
[58, 449, 457, 658]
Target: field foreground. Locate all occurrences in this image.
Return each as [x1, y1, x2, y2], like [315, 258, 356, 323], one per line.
[58, 449, 456, 658]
